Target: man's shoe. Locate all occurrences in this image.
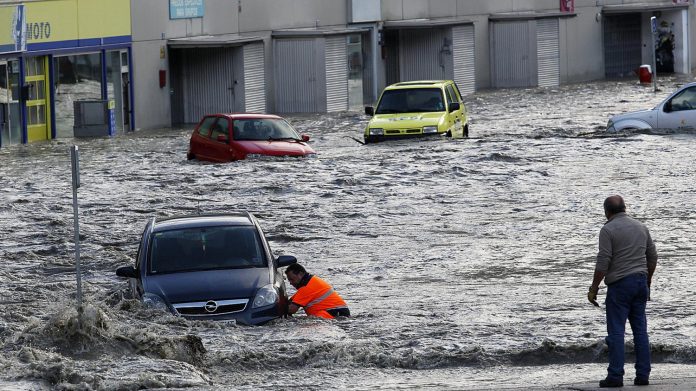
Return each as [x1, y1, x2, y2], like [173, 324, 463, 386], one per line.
[634, 377, 650, 386]
[599, 378, 624, 388]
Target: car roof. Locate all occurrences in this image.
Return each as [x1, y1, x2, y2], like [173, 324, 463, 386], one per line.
[153, 213, 255, 232]
[205, 113, 283, 120]
[385, 80, 451, 90]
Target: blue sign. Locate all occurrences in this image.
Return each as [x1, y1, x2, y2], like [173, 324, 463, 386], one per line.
[169, 0, 204, 19]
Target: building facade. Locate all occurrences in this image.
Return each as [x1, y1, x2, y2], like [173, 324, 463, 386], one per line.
[128, 0, 694, 130]
[0, 0, 132, 148]
[1, 0, 693, 144]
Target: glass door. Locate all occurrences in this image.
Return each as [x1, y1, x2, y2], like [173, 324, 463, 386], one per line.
[25, 56, 50, 142]
[347, 34, 364, 111]
[0, 59, 21, 146]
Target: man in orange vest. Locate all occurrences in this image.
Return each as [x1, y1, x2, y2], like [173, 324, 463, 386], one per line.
[285, 263, 350, 319]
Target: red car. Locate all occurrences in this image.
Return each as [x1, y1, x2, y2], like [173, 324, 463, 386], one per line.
[187, 113, 316, 162]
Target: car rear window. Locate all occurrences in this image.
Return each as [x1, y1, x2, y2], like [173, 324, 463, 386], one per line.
[148, 226, 266, 274]
[376, 88, 445, 114]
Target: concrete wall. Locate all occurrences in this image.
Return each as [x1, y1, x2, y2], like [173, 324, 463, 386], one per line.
[129, 0, 695, 130]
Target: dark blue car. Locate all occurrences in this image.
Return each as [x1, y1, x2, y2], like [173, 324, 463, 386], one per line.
[116, 213, 297, 325]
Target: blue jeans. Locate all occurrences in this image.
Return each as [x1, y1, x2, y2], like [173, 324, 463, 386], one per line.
[605, 273, 651, 381]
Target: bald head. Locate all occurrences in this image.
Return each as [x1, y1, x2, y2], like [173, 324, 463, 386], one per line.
[603, 195, 626, 218]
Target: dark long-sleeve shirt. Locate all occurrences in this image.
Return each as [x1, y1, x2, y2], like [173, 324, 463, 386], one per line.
[595, 212, 658, 285]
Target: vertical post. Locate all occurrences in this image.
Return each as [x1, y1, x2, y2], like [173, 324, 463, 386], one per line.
[650, 16, 658, 92]
[70, 145, 83, 327]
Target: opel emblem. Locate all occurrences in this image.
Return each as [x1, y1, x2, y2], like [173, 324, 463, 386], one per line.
[204, 300, 218, 313]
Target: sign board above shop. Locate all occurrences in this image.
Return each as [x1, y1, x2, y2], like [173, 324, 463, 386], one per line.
[0, 5, 26, 54]
[170, 0, 204, 19]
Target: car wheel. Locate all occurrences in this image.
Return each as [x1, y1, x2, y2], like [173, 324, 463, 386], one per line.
[187, 152, 195, 160]
[463, 124, 469, 138]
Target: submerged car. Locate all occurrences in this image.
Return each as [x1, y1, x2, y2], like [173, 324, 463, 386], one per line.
[187, 113, 316, 162]
[115, 213, 297, 325]
[607, 81, 696, 132]
[363, 80, 469, 143]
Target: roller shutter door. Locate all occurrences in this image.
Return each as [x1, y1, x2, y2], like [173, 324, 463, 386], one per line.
[537, 19, 560, 87]
[491, 21, 535, 88]
[325, 36, 348, 112]
[243, 43, 266, 113]
[452, 24, 475, 95]
[604, 14, 641, 78]
[274, 38, 321, 113]
[399, 29, 451, 81]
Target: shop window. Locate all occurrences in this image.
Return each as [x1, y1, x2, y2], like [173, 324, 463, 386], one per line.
[53, 53, 103, 138]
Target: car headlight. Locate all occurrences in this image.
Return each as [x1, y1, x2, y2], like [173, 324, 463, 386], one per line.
[422, 126, 438, 134]
[252, 284, 278, 308]
[143, 293, 169, 312]
[368, 128, 384, 136]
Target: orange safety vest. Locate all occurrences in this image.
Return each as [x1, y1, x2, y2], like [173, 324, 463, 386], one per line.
[291, 275, 347, 319]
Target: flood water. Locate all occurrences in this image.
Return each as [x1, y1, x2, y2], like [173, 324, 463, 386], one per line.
[2, 78, 696, 390]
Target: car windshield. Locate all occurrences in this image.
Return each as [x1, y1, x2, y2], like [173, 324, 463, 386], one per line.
[148, 226, 266, 274]
[375, 88, 445, 114]
[233, 118, 301, 141]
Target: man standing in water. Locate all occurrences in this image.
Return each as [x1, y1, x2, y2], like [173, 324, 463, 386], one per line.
[285, 263, 350, 319]
[588, 195, 657, 388]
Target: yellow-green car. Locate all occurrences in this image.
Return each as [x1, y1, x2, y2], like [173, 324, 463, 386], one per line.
[363, 80, 469, 144]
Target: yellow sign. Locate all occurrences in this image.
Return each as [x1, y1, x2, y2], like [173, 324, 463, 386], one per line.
[0, 0, 130, 50]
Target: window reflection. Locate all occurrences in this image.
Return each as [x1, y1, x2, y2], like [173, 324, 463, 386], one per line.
[53, 53, 103, 137]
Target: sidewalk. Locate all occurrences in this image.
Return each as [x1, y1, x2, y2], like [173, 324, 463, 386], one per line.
[498, 377, 696, 390]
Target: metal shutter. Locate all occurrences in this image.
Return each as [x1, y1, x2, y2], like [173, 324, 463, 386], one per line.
[274, 38, 319, 113]
[243, 43, 266, 113]
[325, 36, 348, 112]
[452, 24, 475, 95]
[181, 48, 236, 123]
[400, 29, 450, 81]
[536, 18, 560, 87]
[491, 21, 533, 88]
[603, 14, 641, 78]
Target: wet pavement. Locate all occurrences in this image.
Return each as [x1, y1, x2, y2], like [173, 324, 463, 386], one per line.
[1, 76, 696, 390]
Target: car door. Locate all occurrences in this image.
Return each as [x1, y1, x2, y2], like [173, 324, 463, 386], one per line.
[207, 117, 234, 162]
[658, 86, 696, 131]
[445, 84, 465, 137]
[191, 116, 216, 161]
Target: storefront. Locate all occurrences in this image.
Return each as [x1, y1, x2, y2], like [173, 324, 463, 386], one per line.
[0, 0, 131, 148]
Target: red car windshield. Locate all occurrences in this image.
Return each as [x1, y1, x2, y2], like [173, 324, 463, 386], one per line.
[148, 226, 266, 274]
[233, 119, 301, 141]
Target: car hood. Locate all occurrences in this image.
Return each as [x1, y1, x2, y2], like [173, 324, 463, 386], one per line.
[144, 268, 271, 303]
[610, 109, 657, 123]
[368, 112, 445, 129]
[235, 140, 316, 156]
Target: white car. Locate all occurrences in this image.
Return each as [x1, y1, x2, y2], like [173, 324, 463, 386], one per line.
[607, 82, 696, 132]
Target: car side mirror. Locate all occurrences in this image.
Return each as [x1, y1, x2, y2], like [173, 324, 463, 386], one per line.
[116, 266, 138, 278]
[664, 100, 673, 113]
[276, 255, 297, 268]
[365, 106, 374, 116]
[216, 134, 229, 143]
[448, 102, 460, 112]
[300, 134, 310, 142]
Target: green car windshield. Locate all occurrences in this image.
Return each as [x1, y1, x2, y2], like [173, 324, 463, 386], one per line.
[148, 226, 266, 274]
[233, 118, 301, 141]
[375, 88, 445, 114]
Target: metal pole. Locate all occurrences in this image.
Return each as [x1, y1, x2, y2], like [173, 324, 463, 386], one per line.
[70, 146, 83, 328]
[651, 16, 658, 92]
